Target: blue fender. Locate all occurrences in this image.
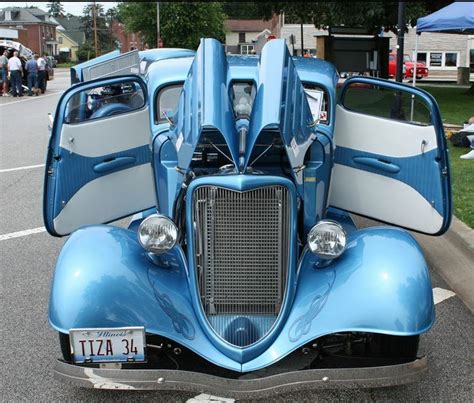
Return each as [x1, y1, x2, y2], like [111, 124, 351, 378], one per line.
[48, 225, 241, 371]
[49, 225, 434, 372]
[243, 226, 435, 371]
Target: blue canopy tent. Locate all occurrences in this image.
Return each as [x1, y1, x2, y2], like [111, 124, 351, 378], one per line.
[411, 2, 474, 89]
[417, 2, 474, 34]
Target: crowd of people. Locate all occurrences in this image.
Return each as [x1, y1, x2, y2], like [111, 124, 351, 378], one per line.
[0, 50, 49, 97]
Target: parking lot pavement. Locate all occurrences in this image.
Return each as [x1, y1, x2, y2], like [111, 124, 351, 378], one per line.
[1, 68, 473, 401]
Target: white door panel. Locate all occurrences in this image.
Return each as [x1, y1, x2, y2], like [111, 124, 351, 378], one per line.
[334, 105, 438, 157]
[329, 164, 443, 234]
[44, 76, 156, 236]
[330, 79, 450, 236]
[53, 164, 155, 235]
[59, 107, 151, 157]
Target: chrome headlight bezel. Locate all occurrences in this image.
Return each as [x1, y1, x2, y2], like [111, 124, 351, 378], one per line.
[138, 214, 178, 254]
[307, 220, 347, 260]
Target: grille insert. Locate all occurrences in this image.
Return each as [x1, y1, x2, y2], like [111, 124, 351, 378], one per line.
[193, 185, 291, 347]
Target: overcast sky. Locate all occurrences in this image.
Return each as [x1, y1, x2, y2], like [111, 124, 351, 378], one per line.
[0, 2, 117, 16]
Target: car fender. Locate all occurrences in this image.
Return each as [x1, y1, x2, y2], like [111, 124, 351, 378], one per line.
[244, 226, 435, 371]
[49, 226, 434, 372]
[48, 225, 242, 371]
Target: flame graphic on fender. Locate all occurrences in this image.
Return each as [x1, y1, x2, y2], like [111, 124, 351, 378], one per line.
[288, 269, 336, 342]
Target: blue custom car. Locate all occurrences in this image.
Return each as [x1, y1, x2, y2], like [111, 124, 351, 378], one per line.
[44, 39, 451, 396]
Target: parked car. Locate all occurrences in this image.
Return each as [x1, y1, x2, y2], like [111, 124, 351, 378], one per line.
[47, 55, 58, 68]
[44, 39, 451, 397]
[389, 52, 429, 79]
[0, 41, 54, 93]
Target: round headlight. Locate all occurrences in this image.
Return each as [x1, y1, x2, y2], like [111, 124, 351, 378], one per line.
[138, 214, 178, 254]
[307, 220, 347, 260]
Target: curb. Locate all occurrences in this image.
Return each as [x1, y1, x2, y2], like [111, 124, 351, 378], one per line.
[353, 215, 474, 313]
[412, 217, 474, 313]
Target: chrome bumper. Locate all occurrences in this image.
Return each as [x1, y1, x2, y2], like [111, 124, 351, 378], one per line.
[54, 357, 427, 397]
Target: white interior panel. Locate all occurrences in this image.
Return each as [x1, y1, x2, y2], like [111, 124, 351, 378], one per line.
[329, 164, 443, 234]
[53, 164, 155, 235]
[60, 107, 151, 157]
[334, 105, 437, 158]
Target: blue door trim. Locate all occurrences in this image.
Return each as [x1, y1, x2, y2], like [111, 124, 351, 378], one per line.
[43, 75, 149, 236]
[336, 77, 452, 235]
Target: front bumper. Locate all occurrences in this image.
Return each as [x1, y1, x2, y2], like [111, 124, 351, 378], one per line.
[54, 356, 427, 397]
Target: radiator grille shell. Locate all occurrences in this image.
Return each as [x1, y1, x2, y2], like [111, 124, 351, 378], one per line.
[192, 184, 291, 347]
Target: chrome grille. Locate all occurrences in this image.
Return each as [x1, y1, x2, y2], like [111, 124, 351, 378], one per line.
[192, 184, 291, 347]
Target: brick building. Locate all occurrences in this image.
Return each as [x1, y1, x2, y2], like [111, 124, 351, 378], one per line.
[0, 7, 57, 55]
[111, 20, 145, 52]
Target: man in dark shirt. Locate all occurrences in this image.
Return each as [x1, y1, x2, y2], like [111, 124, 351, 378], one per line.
[25, 54, 39, 96]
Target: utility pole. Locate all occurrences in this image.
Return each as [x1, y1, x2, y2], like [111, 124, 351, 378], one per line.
[156, 2, 160, 48]
[300, 20, 304, 56]
[93, 0, 98, 56]
[395, 2, 405, 82]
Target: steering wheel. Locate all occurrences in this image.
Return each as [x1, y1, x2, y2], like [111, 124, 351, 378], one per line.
[90, 103, 133, 119]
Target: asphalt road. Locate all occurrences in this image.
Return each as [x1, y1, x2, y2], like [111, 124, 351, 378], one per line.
[1, 69, 473, 401]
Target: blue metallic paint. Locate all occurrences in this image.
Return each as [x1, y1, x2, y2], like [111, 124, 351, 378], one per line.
[335, 147, 444, 215]
[70, 50, 120, 84]
[184, 175, 298, 363]
[170, 39, 239, 170]
[245, 40, 318, 185]
[43, 75, 150, 236]
[243, 226, 435, 371]
[47, 41, 441, 373]
[337, 76, 452, 235]
[49, 224, 434, 372]
[51, 145, 150, 217]
[153, 134, 181, 217]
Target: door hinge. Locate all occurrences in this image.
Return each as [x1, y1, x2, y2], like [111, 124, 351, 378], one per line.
[47, 167, 54, 176]
[442, 167, 448, 176]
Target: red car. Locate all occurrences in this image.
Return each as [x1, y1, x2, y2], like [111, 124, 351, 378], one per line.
[389, 53, 429, 79]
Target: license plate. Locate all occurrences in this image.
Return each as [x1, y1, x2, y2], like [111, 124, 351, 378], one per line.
[69, 327, 146, 363]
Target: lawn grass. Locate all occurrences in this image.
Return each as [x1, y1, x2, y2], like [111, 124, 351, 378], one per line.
[420, 85, 473, 126]
[446, 142, 474, 228]
[421, 86, 473, 228]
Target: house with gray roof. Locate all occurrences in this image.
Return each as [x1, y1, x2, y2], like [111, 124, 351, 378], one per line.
[0, 6, 57, 55]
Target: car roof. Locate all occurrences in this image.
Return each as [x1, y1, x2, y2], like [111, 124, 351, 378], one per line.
[146, 53, 338, 96]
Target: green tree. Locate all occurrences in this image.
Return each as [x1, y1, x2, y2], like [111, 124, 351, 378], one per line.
[81, 3, 116, 55]
[221, 2, 261, 19]
[117, 2, 226, 49]
[76, 42, 96, 62]
[254, 2, 429, 34]
[47, 1, 64, 17]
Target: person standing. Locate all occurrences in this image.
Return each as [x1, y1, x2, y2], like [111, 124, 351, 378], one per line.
[0, 50, 9, 96]
[37, 53, 47, 93]
[7, 51, 23, 97]
[25, 54, 39, 96]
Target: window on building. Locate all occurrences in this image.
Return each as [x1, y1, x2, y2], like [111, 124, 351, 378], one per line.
[417, 52, 427, 63]
[240, 44, 254, 55]
[445, 52, 458, 67]
[238, 32, 246, 43]
[429, 53, 443, 67]
[58, 36, 63, 44]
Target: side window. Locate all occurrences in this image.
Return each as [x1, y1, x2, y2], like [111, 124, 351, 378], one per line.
[156, 84, 183, 123]
[342, 83, 432, 126]
[65, 80, 145, 124]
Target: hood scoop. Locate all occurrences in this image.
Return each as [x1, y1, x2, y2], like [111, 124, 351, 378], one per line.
[170, 38, 239, 171]
[170, 38, 317, 187]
